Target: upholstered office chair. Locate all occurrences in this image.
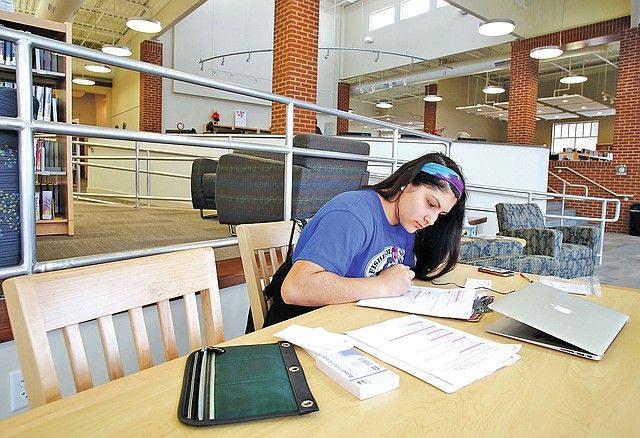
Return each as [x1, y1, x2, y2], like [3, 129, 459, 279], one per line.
[236, 220, 302, 332]
[3, 248, 224, 408]
[190, 157, 218, 219]
[495, 202, 600, 278]
[215, 133, 370, 231]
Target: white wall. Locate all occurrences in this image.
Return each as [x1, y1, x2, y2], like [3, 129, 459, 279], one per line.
[0, 283, 250, 420]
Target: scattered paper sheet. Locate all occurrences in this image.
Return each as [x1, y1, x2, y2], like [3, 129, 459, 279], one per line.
[274, 324, 354, 356]
[357, 285, 476, 320]
[346, 314, 521, 393]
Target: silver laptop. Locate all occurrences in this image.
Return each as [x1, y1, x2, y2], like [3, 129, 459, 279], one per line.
[485, 282, 629, 360]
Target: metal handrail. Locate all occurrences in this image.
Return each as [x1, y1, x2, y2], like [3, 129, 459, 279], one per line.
[553, 166, 634, 200]
[547, 171, 588, 226]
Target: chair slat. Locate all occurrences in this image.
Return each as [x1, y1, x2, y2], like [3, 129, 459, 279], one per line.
[62, 324, 93, 392]
[97, 315, 125, 381]
[183, 292, 203, 351]
[157, 299, 178, 361]
[128, 306, 153, 370]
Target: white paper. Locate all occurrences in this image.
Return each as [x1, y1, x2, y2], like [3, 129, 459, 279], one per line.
[540, 279, 591, 295]
[274, 324, 354, 356]
[346, 315, 521, 393]
[357, 285, 476, 320]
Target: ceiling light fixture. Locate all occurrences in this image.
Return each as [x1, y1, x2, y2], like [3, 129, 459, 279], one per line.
[101, 44, 132, 57]
[483, 85, 506, 94]
[423, 94, 443, 102]
[126, 17, 163, 33]
[72, 77, 95, 86]
[85, 64, 111, 73]
[529, 45, 563, 60]
[477, 18, 515, 36]
[560, 74, 588, 84]
[375, 101, 393, 109]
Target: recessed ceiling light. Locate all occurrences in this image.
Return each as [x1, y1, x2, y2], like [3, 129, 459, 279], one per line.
[477, 18, 515, 36]
[72, 77, 95, 86]
[85, 64, 111, 73]
[423, 95, 443, 102]
[101, 44, 132, 57]
[476, 108, 482, 112]
[375, 101, 393, 109]
[126, 17, 163, 33]
[560, 74, 588, 84]
[580, 106, 587, 109]
[483, 85, 505, 94]
[530, 45, 563, 60]
[561, 99, 569, 103]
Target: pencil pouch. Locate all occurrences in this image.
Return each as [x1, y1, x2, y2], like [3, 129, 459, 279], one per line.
[177, 341, 318, 426]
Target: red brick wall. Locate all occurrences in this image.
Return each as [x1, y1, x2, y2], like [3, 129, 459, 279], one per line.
[139, 40, 162, 133]
[271, 0, 319, 135]
[337, 82, 350, 134]
[507, 44, 538, 144]
[423, 84, 438, 133]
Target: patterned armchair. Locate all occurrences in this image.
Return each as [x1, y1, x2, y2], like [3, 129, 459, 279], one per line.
[495, 203, 600, 278]
[215, 133, 370, 228]
[458, 237, 562, 277]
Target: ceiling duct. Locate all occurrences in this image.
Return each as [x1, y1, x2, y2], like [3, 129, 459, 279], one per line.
[35, 0, 84, 23]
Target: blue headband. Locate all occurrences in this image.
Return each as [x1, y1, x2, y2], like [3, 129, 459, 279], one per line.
[420, 162, 464, 197]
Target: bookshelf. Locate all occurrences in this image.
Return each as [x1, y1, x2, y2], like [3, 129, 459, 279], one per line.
[0, 10, 74, 236]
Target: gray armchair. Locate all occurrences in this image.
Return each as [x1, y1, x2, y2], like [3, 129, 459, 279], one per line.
[495, 203, 600, 278]
[190, 158, 218, 219]
[215, 133, 370, 228]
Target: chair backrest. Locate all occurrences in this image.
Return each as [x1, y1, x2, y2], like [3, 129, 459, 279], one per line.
[495, 203, 546, 232]
[3, 247, 224, 408]
[236, 221, 301, 331]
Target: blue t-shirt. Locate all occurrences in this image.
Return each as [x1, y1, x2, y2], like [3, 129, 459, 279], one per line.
[293, 189, 415, 277]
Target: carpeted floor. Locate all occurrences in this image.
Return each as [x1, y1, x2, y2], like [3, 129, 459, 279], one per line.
[36, 202, 239, 262]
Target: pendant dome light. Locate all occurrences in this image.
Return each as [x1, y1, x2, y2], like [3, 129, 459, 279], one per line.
[477, 18, 515, 36]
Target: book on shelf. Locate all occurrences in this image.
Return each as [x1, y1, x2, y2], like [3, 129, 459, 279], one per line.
[35, 190, 40, 220]
[41, 187, 53, 220]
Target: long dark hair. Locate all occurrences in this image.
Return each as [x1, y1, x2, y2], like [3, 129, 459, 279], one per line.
[367, 152, 467, 280]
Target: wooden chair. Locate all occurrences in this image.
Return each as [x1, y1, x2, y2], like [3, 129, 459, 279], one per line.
[3, 247, 224, 408]
[236, 220, 301, 331]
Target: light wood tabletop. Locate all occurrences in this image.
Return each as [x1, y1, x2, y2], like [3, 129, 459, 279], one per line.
[2, 264, 639, 437]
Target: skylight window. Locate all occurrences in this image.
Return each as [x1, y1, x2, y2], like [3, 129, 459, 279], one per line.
[401, 0, 429, 20]
[370, 5, 395, 31]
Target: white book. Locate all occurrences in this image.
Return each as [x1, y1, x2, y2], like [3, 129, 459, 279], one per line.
[316, 348, 399, 400]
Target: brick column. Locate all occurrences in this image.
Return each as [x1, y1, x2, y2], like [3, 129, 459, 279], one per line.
[271, 0, 319, 135]
[140, 40, 162, 133]
[337, 82, 350, 134]
[507, 43, 538, 144]
[423, 84, 438, 134]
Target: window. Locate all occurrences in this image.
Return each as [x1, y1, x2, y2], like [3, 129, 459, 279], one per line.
[552, 121, 599, 153]
[401, 0, 429, 20]
[369, 5, 395, 31]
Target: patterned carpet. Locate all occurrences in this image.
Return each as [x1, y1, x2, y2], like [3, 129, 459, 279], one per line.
[36, 202, 238, 262]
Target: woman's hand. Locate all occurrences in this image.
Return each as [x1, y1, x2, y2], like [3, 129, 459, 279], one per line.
[376, 264, 415, 297]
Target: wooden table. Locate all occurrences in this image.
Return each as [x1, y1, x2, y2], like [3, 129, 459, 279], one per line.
[2, 265, 639, 437]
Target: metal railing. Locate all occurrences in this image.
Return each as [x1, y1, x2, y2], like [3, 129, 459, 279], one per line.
[553, 166, 634, 201]
[0, 26, 451, 280]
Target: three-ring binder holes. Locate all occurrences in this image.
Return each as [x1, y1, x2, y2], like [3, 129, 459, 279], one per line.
[288, 366, 300, 372]
[301, 400, 315, 408]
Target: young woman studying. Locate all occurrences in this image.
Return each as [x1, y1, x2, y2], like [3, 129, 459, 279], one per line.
[263, 152, 467, 326]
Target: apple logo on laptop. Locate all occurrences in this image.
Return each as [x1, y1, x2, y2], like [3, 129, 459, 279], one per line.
[551, 303, 572, 314]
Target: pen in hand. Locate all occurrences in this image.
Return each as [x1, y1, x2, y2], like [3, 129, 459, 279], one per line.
[392, 245, 399, 265]
[520, 272, 534, 283]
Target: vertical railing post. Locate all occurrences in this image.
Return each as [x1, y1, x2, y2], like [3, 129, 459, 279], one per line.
[75, 140, 81, 197]
[598, 201, 607, 265]
[283, 102, 294, 220]
[146, 149, 151, 207]
[134, 141, 140, 208]
[15, 38, 36, 273]
[391, 129, 400, 173]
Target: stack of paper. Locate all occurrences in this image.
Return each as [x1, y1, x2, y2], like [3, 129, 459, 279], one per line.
[357, 285, 476, 320]
[346, 314, 521, 393]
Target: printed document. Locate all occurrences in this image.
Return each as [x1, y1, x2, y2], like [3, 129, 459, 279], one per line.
[346, 314, 521, 393]
[357, 285, 476, 320]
